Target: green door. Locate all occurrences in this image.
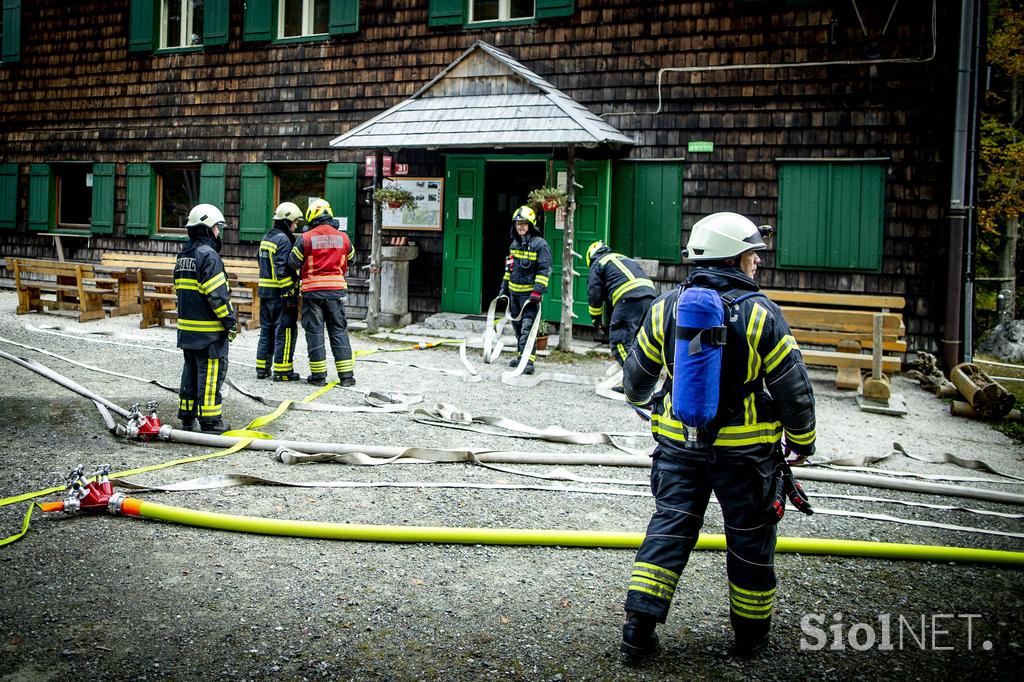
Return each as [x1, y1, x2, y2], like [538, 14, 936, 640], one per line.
[442, 156, 485, 313]
[542, 159, 611, 322]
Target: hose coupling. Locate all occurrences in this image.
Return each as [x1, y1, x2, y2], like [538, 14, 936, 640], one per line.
[108, 492, 128, 515]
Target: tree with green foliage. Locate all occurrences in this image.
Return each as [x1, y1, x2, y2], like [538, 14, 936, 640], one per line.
[979, 2, 1024, 327]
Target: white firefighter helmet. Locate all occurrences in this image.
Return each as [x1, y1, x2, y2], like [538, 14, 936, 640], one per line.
[273, 201, 303, 223]
[185, 204, 226, 229]
[685, 212, 766, 261]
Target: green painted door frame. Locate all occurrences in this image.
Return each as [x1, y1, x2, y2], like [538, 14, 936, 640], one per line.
[441, 153, 611, 319]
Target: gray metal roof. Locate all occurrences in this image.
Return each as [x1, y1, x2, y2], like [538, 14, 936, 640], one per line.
[329, 41, 634, 150]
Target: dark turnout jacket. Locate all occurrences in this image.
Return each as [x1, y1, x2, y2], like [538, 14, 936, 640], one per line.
[174, 236, 237, 350]
[624, 267, 816, 459]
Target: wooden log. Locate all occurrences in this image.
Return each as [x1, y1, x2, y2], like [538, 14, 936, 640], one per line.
[835, 339, 863, 390]
[950, 400, 1022, 421]
[949, 363, 1016, 419]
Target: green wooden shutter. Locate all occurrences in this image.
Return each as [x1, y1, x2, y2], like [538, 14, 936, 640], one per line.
[128, 0, 155, 53]
[2, 0, 21, 63]
[777, 162, 885, 272]
[632, 163, 681, 262]
[90, 163, 116, 235]
[243, 0, 273, 42]
[609, 163, 635, 254]
[536, 0, 574, 19]
[27, 164, 52, 232]
[428, 0, 464, 27]
[204, 0, 230, 46]
[329, 0, 359, 36]
[239, 163, 272, 242]
[125, 163, 155, 236]
[199, 163, 226, 208]
[325, 163, 357, 233]
[0, 164, 17, 231]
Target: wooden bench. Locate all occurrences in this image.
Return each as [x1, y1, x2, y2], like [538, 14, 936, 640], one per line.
[760, 289, 906, 393]
[7, 258, 118, 322]
[101, 253, 261, 330]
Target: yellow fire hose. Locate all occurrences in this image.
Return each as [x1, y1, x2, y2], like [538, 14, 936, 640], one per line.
[113, 496, 1024, 567]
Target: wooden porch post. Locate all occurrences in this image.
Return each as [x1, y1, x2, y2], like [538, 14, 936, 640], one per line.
[367, 149, 383, 332]
[558, 145, 576, 352]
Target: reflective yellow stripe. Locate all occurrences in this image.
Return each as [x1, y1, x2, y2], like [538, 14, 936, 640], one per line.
[291, 246, 304, 261]
[636, 326, 661, 364]
[745, 303, 767, 381]
[611, 277, 655, 305]
[730, 582, 776, 599]
[785, 428, 816, 445]
[509, 282, 534, 293]
[764, 334, 797, 373]
[204, 358, 219, 413]
[212, 304, 230, 319]
[177, 319, 225, 332]
[503, 272, 510, 281]
[651, 299, 665, 346]
[174, 278, 201, 291]
[258, 277, 294, 288]
[628, 577, 675, 600]
[534, 275, 549, 286]
[511, 250, 538, 260]
[634, 561, 680, 583]
[713, 421, 782, 447]
[260, 240, 278, 253]
[588, 305, 603, 317]
[200, 272, 227, 295]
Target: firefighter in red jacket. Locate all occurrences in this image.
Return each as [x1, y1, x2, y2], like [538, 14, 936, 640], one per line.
[289, 199, 356, 386]
[175, 204, 237, 433]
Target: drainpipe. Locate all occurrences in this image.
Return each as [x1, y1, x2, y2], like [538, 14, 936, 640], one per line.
[944, 0, 983, 372]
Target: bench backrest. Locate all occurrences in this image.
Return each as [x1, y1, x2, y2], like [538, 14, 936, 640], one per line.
[761, 289, 904, 311]
[102, 252, 258, 277]
[8, 257, 97, 278]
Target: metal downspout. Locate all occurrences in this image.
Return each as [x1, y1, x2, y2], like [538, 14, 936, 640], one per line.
[944, 0, 983, 372]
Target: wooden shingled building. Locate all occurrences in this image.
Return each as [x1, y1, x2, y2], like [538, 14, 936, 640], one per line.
[0, 1, 983, 364]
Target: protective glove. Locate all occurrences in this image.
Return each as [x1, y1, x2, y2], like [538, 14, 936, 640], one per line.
[529, 291, 542, 304]
[782, 462, 814, 516]
[227, 327, 238, 342]
[591, 316, 602, 329]
[784, 440, 812, 466]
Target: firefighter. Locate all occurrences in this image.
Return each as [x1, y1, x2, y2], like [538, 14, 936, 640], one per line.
[289, 199, 356, 386]
[256, 202, 303, 381]
[620, 212, 816, 660]
[585, 241, 656, 367]
[175, 203, 237, 433]
[498, 205, 551, 375]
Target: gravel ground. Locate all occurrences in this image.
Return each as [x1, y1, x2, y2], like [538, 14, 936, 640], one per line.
[0, 289, 1022, 682]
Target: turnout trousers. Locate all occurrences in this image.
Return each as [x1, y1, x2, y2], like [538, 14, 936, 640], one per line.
[624, 447, 778, 645]
[509, 294, 540, 363]
[609, 295, 654, 367]
[256, 297, 299, 376]
[301, 297, 354, 379]
[177, 344, 229, 427]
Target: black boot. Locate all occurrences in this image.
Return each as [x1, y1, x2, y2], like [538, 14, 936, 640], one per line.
[273, 371, 301, 382]
[523, 361, 535, 375]
[199, 419, 230, 434]
[731, 611, 771, 658]
[508, 357, 520, 368]
[180, 418, 196, 432]
[255, 370, 270, 379]
[307, 374, 326, 385]
[620, 612, 659, 661]
[339, 376, 356, 387]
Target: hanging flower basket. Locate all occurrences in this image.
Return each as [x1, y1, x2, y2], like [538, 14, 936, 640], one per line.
[374, 186, 418, 210]
[527, 186, 569, 212]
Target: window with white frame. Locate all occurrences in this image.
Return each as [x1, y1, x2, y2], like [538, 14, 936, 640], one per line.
[160, 0, 205, 48]
[280, 0, 329, 38]
[469, 0, 534, 22]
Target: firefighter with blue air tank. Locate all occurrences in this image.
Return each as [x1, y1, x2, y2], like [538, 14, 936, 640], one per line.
[585, 241, 657, 367]
[498, 205, 552, 375]
[175, 203, 237, 434]
[619, 212, 816, 661]
[256, 201, 303, 381]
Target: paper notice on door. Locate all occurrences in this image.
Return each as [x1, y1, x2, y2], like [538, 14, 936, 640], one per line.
[338, 217, 348, 232]
[458, 197, 473, 220]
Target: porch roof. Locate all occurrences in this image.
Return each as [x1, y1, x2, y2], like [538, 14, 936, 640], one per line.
[329, 41, 634, 150]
